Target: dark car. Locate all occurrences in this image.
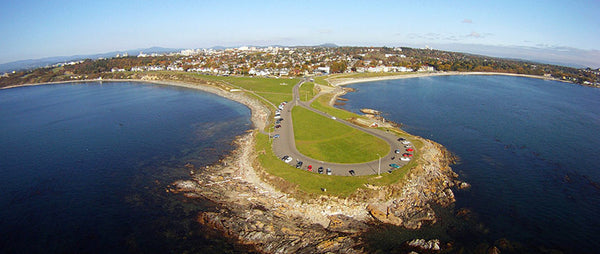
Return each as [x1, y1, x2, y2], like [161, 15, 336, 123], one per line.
[397, 137, 406, 141]
[395, 149, 401, 154]
[318, 167, 324, 174]
[275, 124, 281, 128]
[326, 168, 332, 175]
[281, 155, 289, 161]
[295, 161, 303, 168]
[349, 170, 356, 176]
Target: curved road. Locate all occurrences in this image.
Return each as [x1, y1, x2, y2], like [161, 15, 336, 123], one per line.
[270, 79, 415, 176]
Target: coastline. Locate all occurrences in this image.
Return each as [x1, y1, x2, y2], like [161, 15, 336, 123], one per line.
[328, 71, 567, 87]
[4, 77, 463, 252]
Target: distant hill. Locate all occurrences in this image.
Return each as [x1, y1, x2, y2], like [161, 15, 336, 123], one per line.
[0, 47, 182, 73]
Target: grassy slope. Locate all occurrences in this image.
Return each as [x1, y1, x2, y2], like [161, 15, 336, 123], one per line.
[292, 106, 389, 163]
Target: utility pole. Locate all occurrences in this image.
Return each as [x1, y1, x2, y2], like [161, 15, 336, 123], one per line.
[377, 153, 381, 176]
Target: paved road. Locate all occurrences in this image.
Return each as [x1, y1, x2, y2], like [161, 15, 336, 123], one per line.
[269, 79, 415, 176]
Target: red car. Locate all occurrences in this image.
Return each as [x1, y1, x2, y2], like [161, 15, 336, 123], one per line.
[307, 165, 313, 171]
[406, 148, 414, 152]
[402, 153, 413, 157]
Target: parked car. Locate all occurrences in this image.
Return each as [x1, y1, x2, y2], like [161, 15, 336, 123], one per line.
[318, 167, 324, 174]
[326, 168, 332, 175]
[275, 124, 281, 128]
[281, 155, 289, 161]
[402, 153, 413, 157]
[402, 141, 410, 145]
[296, 161, 303, 168]
[284, 156, 293, 163]
[406, 148, 414, 152]
[349, 170, 356, 176]
[307, 165, 313, 171]
[395, 149, 401, 154]
[400, 157, 410, 161]
[397, 137, 406, 141]
[389, 163, 400, 169]
[273, 134, 280, 138]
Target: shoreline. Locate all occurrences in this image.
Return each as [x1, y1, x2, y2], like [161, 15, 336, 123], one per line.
[3, 77, 463, 252]
[328, 71, 568, 87]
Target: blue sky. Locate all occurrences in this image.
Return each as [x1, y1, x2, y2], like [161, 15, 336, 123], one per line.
[1, 0, 599, 67]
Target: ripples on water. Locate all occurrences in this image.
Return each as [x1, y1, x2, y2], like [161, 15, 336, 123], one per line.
[0, 82, 252, 253]
[340, 75, 600, 253]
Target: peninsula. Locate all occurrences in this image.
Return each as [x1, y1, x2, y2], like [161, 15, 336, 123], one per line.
[3, 45, 593, 253]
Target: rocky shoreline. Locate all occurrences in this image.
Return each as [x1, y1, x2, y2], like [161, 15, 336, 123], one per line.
[169, 129, 463, 253]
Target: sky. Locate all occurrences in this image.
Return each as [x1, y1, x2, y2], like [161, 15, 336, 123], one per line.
[1, 0, 599, 67]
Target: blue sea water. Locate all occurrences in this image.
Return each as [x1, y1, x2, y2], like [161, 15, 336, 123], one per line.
[339, 75, 600, 253]
[0, 82, 252, 253]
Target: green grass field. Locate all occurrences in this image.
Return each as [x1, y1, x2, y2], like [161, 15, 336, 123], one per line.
[255, 132, 409, 197]
[310, 94, 361, 120]
[313, 76, 331, 87]
[292, 106, 389, 163]
[299, 82, 316, 102]
[195, 75, 298, 93]
[254, 92, 292, 106]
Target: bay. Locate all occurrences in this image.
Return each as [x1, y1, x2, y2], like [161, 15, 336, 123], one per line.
[0, 82, 252, 253]
[340, 75, 600, 252]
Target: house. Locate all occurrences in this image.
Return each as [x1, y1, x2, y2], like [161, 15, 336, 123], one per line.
[316, 66, 330, 74]
[418, 65, 435, 72]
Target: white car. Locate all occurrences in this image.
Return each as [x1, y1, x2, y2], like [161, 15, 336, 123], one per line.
[402, 141, 410, 145]
[284, 156, 293, 163]
[400, 157, 411, 161]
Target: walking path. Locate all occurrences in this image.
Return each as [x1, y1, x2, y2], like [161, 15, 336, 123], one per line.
[269, 79, 414, 176]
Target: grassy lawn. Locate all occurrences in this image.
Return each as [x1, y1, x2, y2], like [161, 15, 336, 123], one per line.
[256, 132, 409, 197]
[299, 82, 316, 102]
[292, 106, 389, 163]
[254, 92, 292, 106]
[180, 74, 297, 106]
[313, 76, 331, 87]
[194, 75, 298, 94]
[310, 93, 361, 120]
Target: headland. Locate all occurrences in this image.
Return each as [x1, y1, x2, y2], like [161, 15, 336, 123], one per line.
[5, 73, 465, 253]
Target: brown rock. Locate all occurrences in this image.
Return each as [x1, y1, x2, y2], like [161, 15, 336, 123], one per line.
[327, 214, 367, 233]
[367, 204, 403, 226]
